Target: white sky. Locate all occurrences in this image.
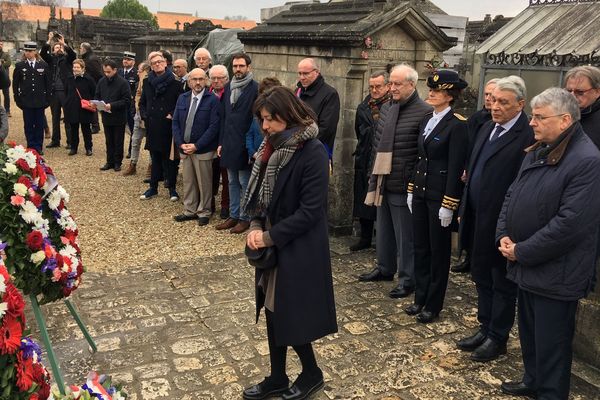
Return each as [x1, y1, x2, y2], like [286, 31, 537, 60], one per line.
[66, 0, 527, 22]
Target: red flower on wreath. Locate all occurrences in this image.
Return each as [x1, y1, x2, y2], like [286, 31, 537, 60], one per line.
[17, 176, 32, 188]
[30, 193, 42, 208]
[0, 315, 23, 355]
[26, 231, 44, 250]
[4, 283, 26, 318]
[15, 159, 31, 172]
[16, 351, 35, 391]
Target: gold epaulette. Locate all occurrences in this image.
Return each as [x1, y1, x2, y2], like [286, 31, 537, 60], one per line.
[442, 195, 460, 211]
[407, 182, 414, 194]
[454, 113, 467, 121]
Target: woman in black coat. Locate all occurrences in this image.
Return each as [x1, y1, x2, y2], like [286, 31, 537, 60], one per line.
[242, 87, 337, 400]
[405, 70, 468, 323]
[64, 58, 96, 155]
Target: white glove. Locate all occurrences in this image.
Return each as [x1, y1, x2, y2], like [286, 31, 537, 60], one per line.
[407, 193, 413, 214]
[439, 207, 453, 227]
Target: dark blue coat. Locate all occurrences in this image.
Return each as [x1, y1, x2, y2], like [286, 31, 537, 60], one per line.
[496, 123, 600, 301]
[172, 90, 220, 154]
[219, 80, 258, 170]
[254, 138, 338, 346]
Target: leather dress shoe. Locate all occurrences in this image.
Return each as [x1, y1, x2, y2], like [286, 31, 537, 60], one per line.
[243, 376, 289, 400]
[500, 381, 536, 398]
[173, 214, 198, 222]
[358, 268, 394, 282]
[457, 330, 487, 351]
[349, 238, 371, 252]
[404, 304, 423, 316]
[197, 217, 210, 226]
[389, 284, 414, 298]
[451, 259, 470, 273]
[46, 142, 60, 148]
[99, 163, 113, 171]
[470, 337, 507, 362]
[416, 310, 439, 323]
[114, 164, 122, 172]
[230, 220, 250, 234]
[282, 370, 324, 400]
[215, 218, 238, 230]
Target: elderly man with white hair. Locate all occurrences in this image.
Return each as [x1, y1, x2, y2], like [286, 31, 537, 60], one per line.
[497, 87, 600, 399]
[194, 48, 212, 83]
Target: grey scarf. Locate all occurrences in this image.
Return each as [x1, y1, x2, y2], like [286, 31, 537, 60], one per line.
[230, 72, 254, 105]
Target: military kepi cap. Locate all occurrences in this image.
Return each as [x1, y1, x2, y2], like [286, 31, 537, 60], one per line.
[123, 51, 136, 60]
[427, 69, 467, 90]
[23, 41, 37, 51]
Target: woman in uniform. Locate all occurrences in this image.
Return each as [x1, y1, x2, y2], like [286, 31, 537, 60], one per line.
[405, 70, 468, 323]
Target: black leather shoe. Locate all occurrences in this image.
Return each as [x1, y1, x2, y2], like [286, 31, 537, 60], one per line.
[404, 304, 423, 315]
[389, 284, 414, 299]
[470, 338, 507, 362]
[243, 376, 289, 400]
[68, 150, 77, 156]
[416, 310, 439, 323]
[197, 217, 210, 226]
[46, 142, 60, 148]
[358, 268, 394, 282]
[349, 239, 371, 252]
[457, 330, 487, 352]
[173, 214, 198, 222]
[114, 164, 122, 172]
[99, 164, 113, 171]
[86, 149, 93, 156]
[282, 370, 324, 400]
[451, 259, 470, 273]
[500, 381, 536, 398]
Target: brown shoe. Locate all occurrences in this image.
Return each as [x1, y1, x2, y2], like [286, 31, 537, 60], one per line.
[145, 163, 152, 179]
[215, 218, 238, 230]
[122, 162, 137, 176]
[230, 220, 250, 234]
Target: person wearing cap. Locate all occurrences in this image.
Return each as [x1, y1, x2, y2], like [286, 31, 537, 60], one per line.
[403, 70, 468, 324]
[13, 42, 52, 153]
[119, 51, 138, 157]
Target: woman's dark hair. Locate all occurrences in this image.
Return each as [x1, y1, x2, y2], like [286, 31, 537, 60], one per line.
[258, 77, 281, 94]
[446, 88, 462, 107]
[254, 86, 316, 128]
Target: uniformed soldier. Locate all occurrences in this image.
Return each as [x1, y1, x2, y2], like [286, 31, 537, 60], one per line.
[404, 70, 468, 323]
[118, 51, 138, 157]
[13, 42, 52, 153]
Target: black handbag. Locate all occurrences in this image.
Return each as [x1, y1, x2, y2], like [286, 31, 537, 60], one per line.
[245, 245, 277, 270]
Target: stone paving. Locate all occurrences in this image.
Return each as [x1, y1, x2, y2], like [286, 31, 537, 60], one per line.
[28, 238, 598, 400]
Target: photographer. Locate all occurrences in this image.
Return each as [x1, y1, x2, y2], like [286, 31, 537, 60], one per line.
[41, 31, 76, 149]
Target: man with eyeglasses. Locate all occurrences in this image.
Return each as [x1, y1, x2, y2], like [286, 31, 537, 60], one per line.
[295, 58, 340, 160]
[173, 59, 190, 92]
[456, 76, 534, 363]
[13, 41, 52, 153]
[172, 68, 220, 226]
[497, 87, 600, 399]
[564, 66, 600, 149]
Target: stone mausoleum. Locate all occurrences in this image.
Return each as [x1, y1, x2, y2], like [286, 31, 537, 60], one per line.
[239, 0, 456, 233]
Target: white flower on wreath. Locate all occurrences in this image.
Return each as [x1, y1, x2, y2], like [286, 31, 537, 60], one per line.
[47, 191, 61, 210]
[59, 244, 77, 259]
[24, 151, 37, 169]
[6, 145, 26, 162]
[30, 250, 46, 265]
[13, 182, 28, 197]
[2, 162, 17, 175]
[19, 201, 41, 224]
[56, 185, 70, 204]
[0, 274, 5, 294]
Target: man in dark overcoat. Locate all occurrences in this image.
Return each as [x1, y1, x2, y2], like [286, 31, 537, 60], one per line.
[350, 71, 390, 251]
[456, 76, 534, 362]
[215, 53, 258, 234]
[13, 42, 52, 153]
[94, 59, 131, 172]
[139, 51, 183, 200]
[497, 87, 600, 400]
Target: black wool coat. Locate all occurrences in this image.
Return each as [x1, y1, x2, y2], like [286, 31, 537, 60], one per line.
[94, 74, 131, 126]
[458, 112, 534, 281]
[297, 75, 340, 151]
[497, 124, 600, 301]
[353, 94, 379, 220]
[255, 138, 338, 346]
[139, 76, 183, 154]
[580, 97, 600, 149]
[64, 74, 96, 124]
[466, 108, 492, 162]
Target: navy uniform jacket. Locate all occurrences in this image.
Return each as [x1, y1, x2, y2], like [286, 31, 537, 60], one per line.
[408, 111, 468, 211]
[12, 59, 52, 109]
[118, 67, 138, 98]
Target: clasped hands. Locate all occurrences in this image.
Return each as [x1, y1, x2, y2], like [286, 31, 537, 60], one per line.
[180, 143, 197, 155]
[247, 230, 266, 250]
[498, 236, 517, 261]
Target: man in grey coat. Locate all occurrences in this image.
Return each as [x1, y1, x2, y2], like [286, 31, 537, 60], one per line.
[497, 88, 600, 400]
[358, 64, 433, 299]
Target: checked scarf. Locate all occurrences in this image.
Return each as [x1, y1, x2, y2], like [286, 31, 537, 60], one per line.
[242, 123, 319, 217]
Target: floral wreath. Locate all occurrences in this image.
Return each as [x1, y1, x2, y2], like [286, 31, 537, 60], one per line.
[0, 141, 83, 304]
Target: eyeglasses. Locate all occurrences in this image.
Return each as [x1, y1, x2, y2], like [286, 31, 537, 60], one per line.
[566, 88, 595, 97]
[150, 60, 165, 66]
[298, 69, 316, 77]
[369, 84, 386, 90]
[211, 76, 226, 81]
[530, 113, 567, 122]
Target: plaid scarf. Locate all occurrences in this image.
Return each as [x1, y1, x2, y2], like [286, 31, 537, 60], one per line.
[242, 123, 319, 217]
[368, 92, 391, 121]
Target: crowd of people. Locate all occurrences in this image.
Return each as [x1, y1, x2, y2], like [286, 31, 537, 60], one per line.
[1, 32, 600, 400]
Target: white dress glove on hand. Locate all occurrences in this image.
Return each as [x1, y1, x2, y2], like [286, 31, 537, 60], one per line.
[407, 193, 413, 214]
[438, 207, 453, 228]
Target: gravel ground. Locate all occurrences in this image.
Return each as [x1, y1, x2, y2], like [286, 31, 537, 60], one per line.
[5, 96, 246, 274]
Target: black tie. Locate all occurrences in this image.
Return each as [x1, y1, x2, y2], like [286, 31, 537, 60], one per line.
[490, 125, 505, 142]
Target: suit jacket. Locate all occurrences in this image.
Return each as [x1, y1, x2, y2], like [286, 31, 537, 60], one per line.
[409, 110, 468, 211]
[172, 90, 220, 155]
[13, 59, 52, 109]
[458, 112, 534, 280]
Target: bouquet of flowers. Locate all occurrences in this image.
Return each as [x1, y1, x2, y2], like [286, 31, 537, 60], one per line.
[0, 142, 84, 304]
[49, 372, 127, 400]
[0, 258, 51, 399]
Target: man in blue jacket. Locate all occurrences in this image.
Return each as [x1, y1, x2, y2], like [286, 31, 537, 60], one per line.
[172, 68, 220, 226]
[497, 87, 600, 400]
